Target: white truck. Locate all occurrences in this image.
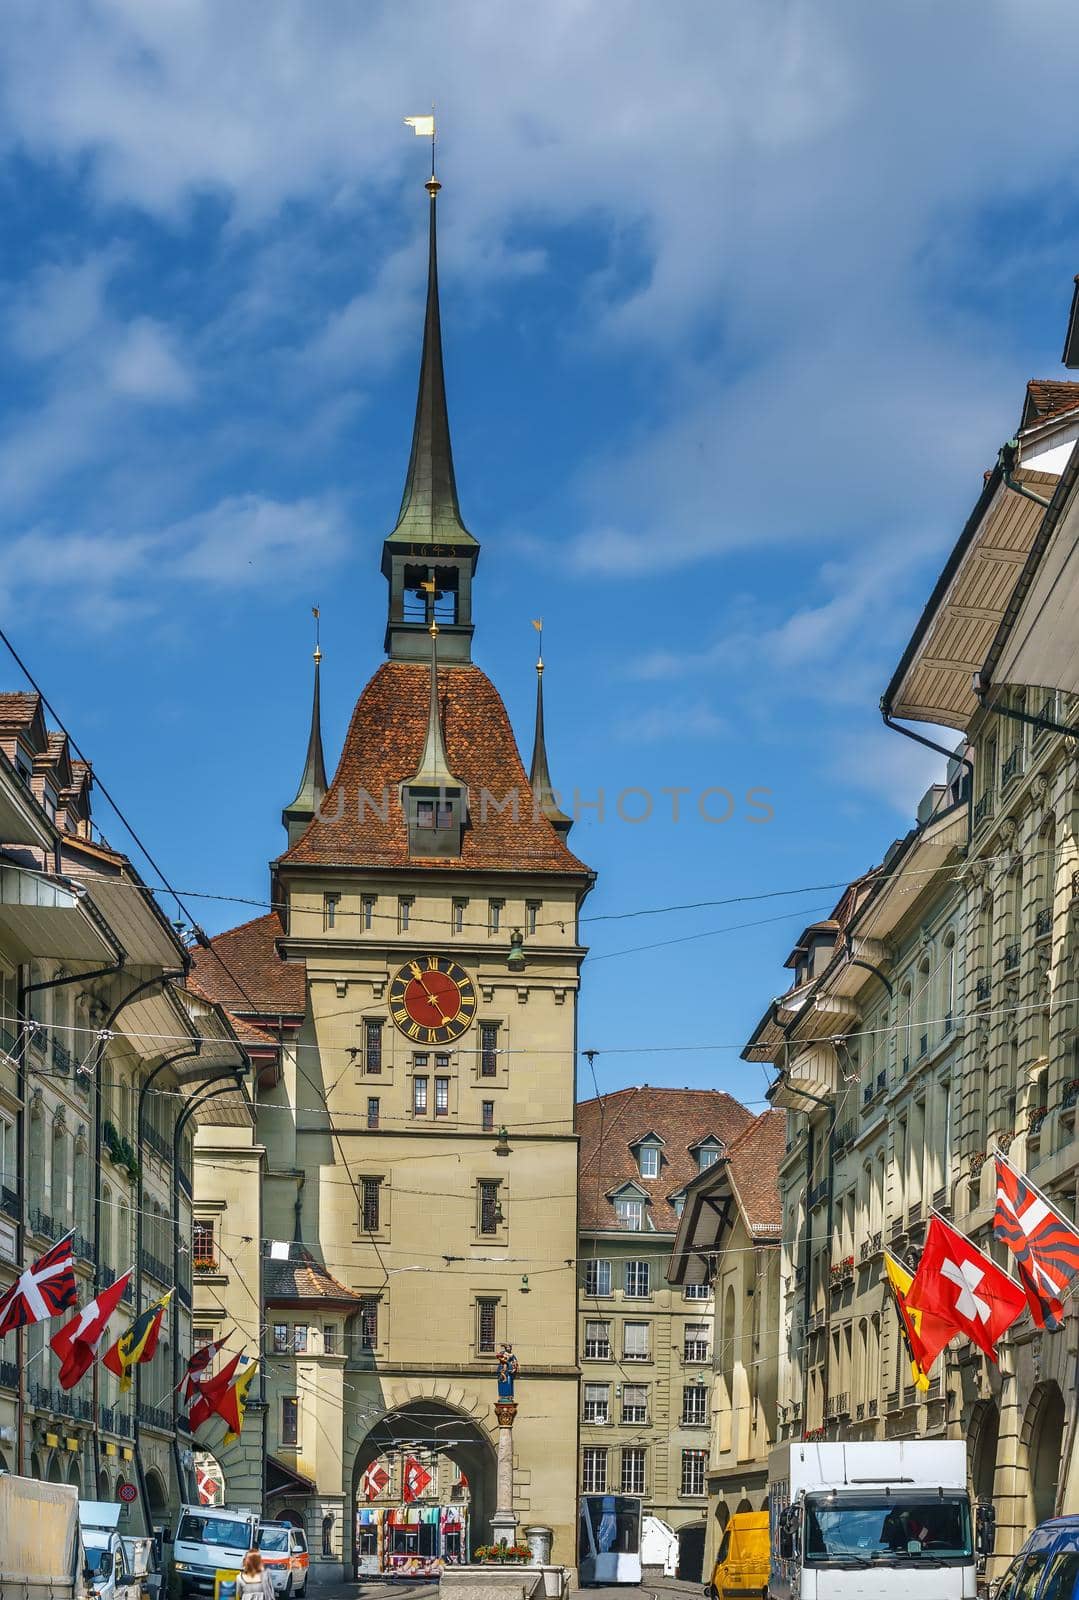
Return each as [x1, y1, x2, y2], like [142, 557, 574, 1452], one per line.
[169, 1505, 260, 1599]
[768, 1440, 995, 1600]
[0, 1473, 94, 1600]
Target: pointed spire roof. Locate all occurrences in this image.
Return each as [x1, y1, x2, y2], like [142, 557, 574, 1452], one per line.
[387, 175, 477, 551]
[282, 643, 328, 843]
[407, 620, 464, 792]
[529, 643, 572, 837]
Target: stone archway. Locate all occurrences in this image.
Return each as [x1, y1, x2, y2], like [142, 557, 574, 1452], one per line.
[349, 1397, 496, 1577]
[145, 1469, 169, 1531]
[969, 1399, 1000, 1509]
[1021, 1382, 1066, 1527]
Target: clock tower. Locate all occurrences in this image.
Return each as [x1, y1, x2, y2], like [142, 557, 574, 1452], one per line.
[192, 169, 593, 1576]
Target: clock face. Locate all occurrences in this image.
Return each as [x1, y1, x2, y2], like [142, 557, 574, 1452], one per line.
[388, 956, 478, 1045]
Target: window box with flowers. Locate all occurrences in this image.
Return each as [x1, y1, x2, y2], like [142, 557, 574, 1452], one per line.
[102, 1121, 140, 1184]
[1028, 1106, 1048, 1136]
[1063, 1079, 1079, 1111]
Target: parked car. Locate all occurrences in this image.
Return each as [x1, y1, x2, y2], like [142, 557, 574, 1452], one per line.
[705, 1511, 769, 1600]
[79, 1504, 142, 1600]
[993, 1518, 1079, 1600]
[256, 1524, 309, 1598]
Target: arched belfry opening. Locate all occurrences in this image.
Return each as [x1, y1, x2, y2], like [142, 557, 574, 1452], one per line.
[350, 1399, 496, 1579]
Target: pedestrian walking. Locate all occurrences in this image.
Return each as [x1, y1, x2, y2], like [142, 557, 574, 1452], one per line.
[237, 1550, 274, 1600]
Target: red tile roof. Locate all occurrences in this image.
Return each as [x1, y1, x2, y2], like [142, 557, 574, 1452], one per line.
[189, 911, 306, 1017]
[724, 1110, 785, 1236]
[264, 1243, 362, 1307]
[0, 692, 41, 727]
[1022, 379, 1079, 427]
[578, 1086, 756, 1233]
[280, 661, 590, 877]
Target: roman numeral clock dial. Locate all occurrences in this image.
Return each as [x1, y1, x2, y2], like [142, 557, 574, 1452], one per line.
[388, 956, 477, 1045]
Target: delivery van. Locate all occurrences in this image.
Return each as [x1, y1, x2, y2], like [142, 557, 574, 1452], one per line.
[706, 1512, 769, 1600]
[170, 1506, 259, 1598]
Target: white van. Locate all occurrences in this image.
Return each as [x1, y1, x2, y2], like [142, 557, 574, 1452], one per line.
[79, 1504, 142, 1600]
[170, 1506, 259, 1598]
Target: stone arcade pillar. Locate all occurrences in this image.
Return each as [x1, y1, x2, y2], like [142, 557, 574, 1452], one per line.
[491, 1400, 518, 1546]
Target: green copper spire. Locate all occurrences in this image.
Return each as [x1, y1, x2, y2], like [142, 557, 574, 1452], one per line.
[282, 634, 328, 845]
[529, 629, 572, 837]
[387, 175, 477, 551]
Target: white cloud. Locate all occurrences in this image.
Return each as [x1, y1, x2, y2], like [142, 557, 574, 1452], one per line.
[108, 317, 194, 401]
[0, 494, 347, 632]
[614, 700, 725, 744]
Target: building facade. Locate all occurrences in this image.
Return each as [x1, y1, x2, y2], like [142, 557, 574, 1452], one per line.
[577, 1087, 756, 1582]
[0, 692, 250, 1533]
[668, 1110, 784, 1574]
[743, 373, 1079, 1568]
[192, 172, 593, 1579]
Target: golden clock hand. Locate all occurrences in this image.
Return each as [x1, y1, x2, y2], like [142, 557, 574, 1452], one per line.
[408, 963, 450, 1020]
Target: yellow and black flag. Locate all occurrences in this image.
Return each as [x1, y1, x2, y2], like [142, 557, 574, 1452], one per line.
[882, 1251, 952, 1392]
[103, 1291, 172, 1392]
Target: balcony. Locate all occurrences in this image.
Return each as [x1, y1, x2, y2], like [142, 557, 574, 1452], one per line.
[0, 1359, 17, 1389]
[876, 1070, 886, 1095]
[1004, 942, 1020, 973]
[140, 1248, 171, 1285]
[143, 1123, 172, 1163]
[138, 1401, 173, 1432]
[1036, 907, 1052, 940]
[901, 1054, 910, 1075]
[101, 1406, 134, 1439]
[973, 791, 992, 827]
[885, 1389, 900, 1412]
[919, 1033, 929, 1059]
[73, 1231, 95, 1265]
[868, 1398, 878, 1417]
[807, 1309, 826, 1334]
[932, 1187, 949, 1212]
[975, 975, 992, 1004]
[0, 1184, 18, 1220]
[1028, 1106, 1048, 1137]
[29, 1207, 55, 1241]
[825, 1393, 849, 1419]
[1062, 1079, 1079, 1111]
[829, 1257, 855, 1291]
[100, 1264, 135, 1304]
[908, 1201, 922, 1229]
[1001, 747, 1021, 787]
[833, 1120, 856, 1152]
[859, 1231, 882, 1263]
[51, 1036, 73, 1075]
[807, 1179, 829, 1211]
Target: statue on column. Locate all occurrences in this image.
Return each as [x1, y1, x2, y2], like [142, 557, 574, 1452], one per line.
[496, 1344, 519, 1400]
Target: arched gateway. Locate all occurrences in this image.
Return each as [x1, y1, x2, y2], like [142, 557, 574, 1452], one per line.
[350, 1399, 496, 1578]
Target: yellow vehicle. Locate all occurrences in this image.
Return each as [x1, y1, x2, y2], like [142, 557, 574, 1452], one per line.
[705, 1511, 770, 1600]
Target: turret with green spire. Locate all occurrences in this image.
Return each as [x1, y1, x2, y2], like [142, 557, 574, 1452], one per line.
[282, 629, 328, 845]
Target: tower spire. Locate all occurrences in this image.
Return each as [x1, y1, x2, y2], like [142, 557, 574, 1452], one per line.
[408, 597, 461, 791]
[389, 166, 475, 550]
[529, 621, 572, 837]
[382, 159, 480, 664]
[282, 611, 329, 845]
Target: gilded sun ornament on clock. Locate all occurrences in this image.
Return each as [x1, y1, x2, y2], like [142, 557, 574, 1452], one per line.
[388, 956, 478, 1045]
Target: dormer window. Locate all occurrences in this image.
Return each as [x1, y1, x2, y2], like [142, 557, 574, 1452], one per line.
[692, 1136, 726, 1172]
[615, 1196, 643, 1230]
[406, 785, 464, 857]
[638, 1145, 660, 1179]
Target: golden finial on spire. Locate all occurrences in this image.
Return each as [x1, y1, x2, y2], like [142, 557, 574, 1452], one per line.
[312, 605, 322, 664]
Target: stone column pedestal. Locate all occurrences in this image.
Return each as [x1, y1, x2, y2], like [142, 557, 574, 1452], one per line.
[491, 1400, 518, 1545]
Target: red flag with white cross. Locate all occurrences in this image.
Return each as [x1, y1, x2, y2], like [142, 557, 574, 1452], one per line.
[402, 1455, 433, 1502]
[908, 1214, 1026, 1361]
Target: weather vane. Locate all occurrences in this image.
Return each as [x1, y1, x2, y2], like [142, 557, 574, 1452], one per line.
[404, 108, 438, 191]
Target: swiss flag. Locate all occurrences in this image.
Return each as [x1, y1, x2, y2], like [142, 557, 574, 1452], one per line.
[362, 1461, 390, 1501]
[908, 1215, 1026, 1362]
[402, 1455, 433, 1503]
[50, 1271, 132, 1390]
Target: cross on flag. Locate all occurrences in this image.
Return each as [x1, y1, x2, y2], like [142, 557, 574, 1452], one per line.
[0, 1235, 78, 1337]
[993, 1154, 1079, 1329]
[402, 1455, 433, 1503]
[908, 1214, 1026, 1361]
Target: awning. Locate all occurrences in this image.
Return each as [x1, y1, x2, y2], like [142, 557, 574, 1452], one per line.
[266, 1456, 317, 1499]
[0, 862, 120, 963]
[981, 442, 1079, 702]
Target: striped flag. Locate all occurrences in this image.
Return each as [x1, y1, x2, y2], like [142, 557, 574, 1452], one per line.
[994, 1154, 1079, 1329]
[0, 1235, 77, 1337]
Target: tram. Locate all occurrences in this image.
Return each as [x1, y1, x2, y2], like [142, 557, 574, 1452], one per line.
[578, 1494, 643, 1585]
[355, 1504, 469, 1579]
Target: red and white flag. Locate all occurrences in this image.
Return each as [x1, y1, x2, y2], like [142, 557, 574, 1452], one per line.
[196, 1461, 222, 1506]
[0, 1235, 77, 1337]
[402, 1455, 433, 1503]
[188, 1351, 243, 1431]
[361, 1461, 390, 1500]
[182, 1333, 230, 1402]
[908, 1214, 1026, 1361]
[50, 1270, 132, 1389]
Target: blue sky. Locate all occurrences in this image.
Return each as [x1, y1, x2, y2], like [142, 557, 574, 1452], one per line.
[4, 1, 1079, 1110]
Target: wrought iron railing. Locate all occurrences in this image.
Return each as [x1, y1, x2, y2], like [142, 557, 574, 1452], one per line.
[1036, 906, 1052, 939]
[29, 1207, 55, 1240]
[73, 1231, 95, 1264]
[143, 1123, 172, 1162]
[976, 975, 992, 1003]
[908, 1201, 922, 1228]
[973, 791, 992, 826]
[138, 1402, 172, 1431]
[0, 1359, 17, 1389]
[101, 1406, 134, 1438]
[1001, 747, 1020, 786]
[0, 1184, 18, 1219]
[807, 1179, 829, 1210]
[140, 1248, 171, 1284]
[1004, 942, 1020, 972]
